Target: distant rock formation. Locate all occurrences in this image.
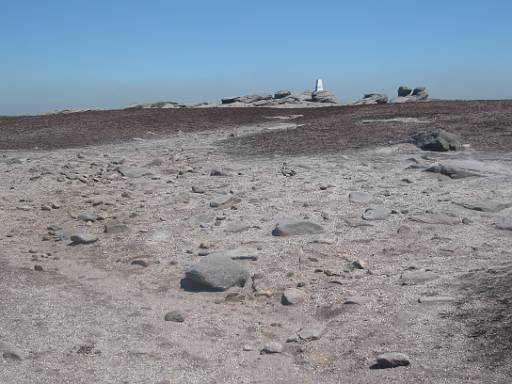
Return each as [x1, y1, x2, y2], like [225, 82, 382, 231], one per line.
[220, 80, 339, 107]
[392, 86, 429, 103]
[352, 93, 388, 105]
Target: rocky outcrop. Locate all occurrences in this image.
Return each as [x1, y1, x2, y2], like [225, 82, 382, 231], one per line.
[392, 86, 429, 103]
[398, 86, 412, 97]
[411, 128, 462, 151]
[352, 93, 388, 105]
[274, 90, 292, 99]
[311, 90, 338, 104]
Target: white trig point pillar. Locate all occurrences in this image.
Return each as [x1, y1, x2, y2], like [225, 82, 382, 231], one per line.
[314, 78, 324, 93]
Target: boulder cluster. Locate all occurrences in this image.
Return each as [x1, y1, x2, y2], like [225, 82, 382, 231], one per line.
[392, 86, 429, 103]
[352, 86, 430, 105]
[221, 89, 338, 107]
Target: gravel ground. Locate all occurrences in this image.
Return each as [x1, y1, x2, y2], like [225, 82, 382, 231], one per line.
[0, 102, 511, 383]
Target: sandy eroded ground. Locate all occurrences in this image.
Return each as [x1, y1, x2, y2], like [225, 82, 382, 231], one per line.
[1, 104, 512, 383]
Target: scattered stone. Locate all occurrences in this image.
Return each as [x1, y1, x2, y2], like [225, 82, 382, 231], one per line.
[298, 324, 325, 341]
[78, 212, 97, 222]
[131, 259, 149, 267]
[209, 194, 241, 208]
[34, 265, 44, 271]
[281, 163, 296, 177]
[69, 233, 98, 245]
[409, 213, 461, 225]
[164, 310, 185, 323]
[210, 169, 229, 176]
[349, 259, 368, 270]
[362, 207, 391, 221]
[418, 296, 456, 304]
[118, 167, 150, 178]
[104, 222, 129, 234]
[41, 204, 52, 211]
[349, 192, 372, 204]
[254, 289, 273, 298]
[282, 288, 305, 305]
[261, 342, 284, 354]
[243, 345, 255, 351]
[185, 255, 247, 291]
[496, 218, 512, 231]
[372, 352, 410, 369]
[272, 220, 324, 236]
[0, 342, 22, 361]
[191, 186, 205, 194]
[454, 200, 512, 213]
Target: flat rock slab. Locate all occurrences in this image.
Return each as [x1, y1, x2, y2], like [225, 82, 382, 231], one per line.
[425, 165, 482, 179]
[118, 167, 150, 178]
[185, 255, 247, 291]
[454, 200, 512, 213]
[272, 220, 324, 236]
[409, 213, 461, 225]
[362, 207, 391, 221]
[418, 296, 456, 304]
[209, 194, 241, 208]
[496, 218, 512, 231]
[349, 192, 372, 204]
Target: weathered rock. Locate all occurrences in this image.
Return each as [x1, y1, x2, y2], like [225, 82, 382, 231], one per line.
[349, 192, 372, 204]
[274, 90, 292, 99]
[261, 342, 283, 354]
[411, 129, 462, 152]
[362, 207, 391, 221]
[103, 222, 129, 234]
[272, 220, 324, 236]
[282, 288, 305, 305]
[78, 212, 97, 222]
[298, 324, 325, 341]
[209, 194, 241, 208]
[0, 342, 22, 361]
[185, 255, 247, 291]
[496, 218, 512, 231]
[418, 296, 456, 304]
[398, 86, 412, 97]
[372, 352, 410, 369]
[210, 169, 229, 176]
[191, 186, 205, 194]
[454, 200, 512, 213]
[118, 167, 149, 178]
[352, 93, 388, 105]
[311, 90, 338, 103]
[425, 164, 482, 179]
[164, 310, 185, 322]
[69, 233, 98, 245]
[409, 213, 461, 225]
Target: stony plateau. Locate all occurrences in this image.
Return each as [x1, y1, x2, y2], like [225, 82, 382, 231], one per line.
[0, 100, 511, 383]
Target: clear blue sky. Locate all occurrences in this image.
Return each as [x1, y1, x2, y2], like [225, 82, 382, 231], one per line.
[2, 0, 512, 115]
